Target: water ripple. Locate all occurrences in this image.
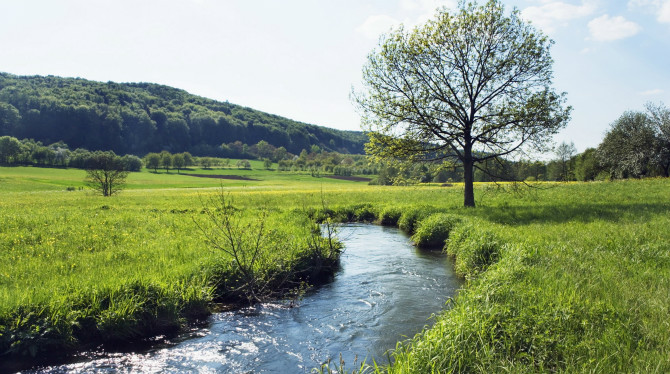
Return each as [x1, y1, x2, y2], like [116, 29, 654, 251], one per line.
[36, 224, 461, 373]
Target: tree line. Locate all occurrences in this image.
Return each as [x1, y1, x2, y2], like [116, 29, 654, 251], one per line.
[0, 134, 378, 178]
[275, 147, 376, 176]
[0, 73, 367, 157]
[0, 136, 142, 171]
[542, 102, 669, 182]
[369, 101, 669, 185]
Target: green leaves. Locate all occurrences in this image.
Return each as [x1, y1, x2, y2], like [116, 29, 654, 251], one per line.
[355, 0, 571, 206]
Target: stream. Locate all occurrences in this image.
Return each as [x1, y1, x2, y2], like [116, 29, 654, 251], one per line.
[34, 224, 461, 373]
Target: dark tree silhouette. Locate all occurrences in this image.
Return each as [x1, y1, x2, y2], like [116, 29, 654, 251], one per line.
[85, 152, 129, 196]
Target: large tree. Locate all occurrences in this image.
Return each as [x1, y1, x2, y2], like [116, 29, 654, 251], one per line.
[354, 0, 571, 206]
[645, 102, 670, 177]
[597, 105, 669, 179]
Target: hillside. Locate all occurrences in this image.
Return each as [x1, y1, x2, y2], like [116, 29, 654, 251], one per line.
[0, 72, 367, 156]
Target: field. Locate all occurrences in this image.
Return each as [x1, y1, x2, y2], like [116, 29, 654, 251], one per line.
[1, 165, 669, 372]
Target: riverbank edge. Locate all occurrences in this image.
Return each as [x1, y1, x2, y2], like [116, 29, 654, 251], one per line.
[0, 224, 342, 372]
[308, 203, 504, 372]
[312, 199, 670, 373]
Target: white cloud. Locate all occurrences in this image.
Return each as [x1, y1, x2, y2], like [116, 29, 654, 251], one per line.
[627, 0, 670, 23]
[356, 15, 400, 40]
[587, 15, 641, 41]
[639, 88, 665, 95]
[659, 1, 670, 22]
[521, 1, 597, 34]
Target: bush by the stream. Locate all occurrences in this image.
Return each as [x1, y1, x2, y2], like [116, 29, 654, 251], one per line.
[397, 206, 437, 234]
[411, 213, 461, 249]
[445, 220, 502, 277]
[378, 206, 403, 226]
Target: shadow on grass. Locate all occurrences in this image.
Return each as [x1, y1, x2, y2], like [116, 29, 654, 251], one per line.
[472, 202, 670, 225]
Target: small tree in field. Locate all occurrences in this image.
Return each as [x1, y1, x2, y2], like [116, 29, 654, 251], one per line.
[160, 151, 172, 172]
[85, 151, 128, 197]
[597, 108, 665, 179]
[555, 141, 576, 181]
[237, 159, 251, 169]
[182, 151, 194, 167]
[646, 102, 670, 177]
[172, 153, 185, 173]
[200, 157, 212, 169]
[145, 152, 160, 172]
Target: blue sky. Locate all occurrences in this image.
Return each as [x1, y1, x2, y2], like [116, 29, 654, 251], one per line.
[1, 0, 669, 152]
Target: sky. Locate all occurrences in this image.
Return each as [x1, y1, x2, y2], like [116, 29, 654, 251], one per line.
[0, 0, 669, 153]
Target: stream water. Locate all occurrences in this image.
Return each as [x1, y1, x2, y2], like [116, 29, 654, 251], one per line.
[34, 224, 461, 373]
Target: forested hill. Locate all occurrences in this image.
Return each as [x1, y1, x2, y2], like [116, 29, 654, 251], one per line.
[0, 72, 367, 156]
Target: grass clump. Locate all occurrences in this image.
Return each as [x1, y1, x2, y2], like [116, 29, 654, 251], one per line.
[397, 206, 436, 234]
[377, 206, 403, 226]
[445, 220, 502, 277]
[327, 203, 378, 223]
[411, 213, 460, 249]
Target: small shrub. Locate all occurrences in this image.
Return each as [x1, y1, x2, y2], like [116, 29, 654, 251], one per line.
[398, 206, 435, 234]
[331, 205, 356, 222]
[412, 213, 461, 249]
[446, 222, 502, 277]
[66, 186, 76, 191]
[378, 206, 403, 226]
[353, 203, 376, 222]
[330, 204, 376, 222]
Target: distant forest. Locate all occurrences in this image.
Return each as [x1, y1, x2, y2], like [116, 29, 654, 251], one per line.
[0, 72, 367, 156]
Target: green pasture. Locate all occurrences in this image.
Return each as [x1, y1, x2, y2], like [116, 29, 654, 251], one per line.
[0, 164, 368, 193]
[1, 165, 670, 373]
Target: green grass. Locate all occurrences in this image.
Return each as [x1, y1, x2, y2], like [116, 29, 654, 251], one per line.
[0, 165, 356, 363]
[2, 166, 670, 372]
[312, 180, 670, 373]
[0, 163, 372, 192]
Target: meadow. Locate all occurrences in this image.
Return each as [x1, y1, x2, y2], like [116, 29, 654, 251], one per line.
[1, 165, 669, 373]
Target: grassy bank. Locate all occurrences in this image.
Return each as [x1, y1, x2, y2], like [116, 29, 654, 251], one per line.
[2, 166, 670, 372]
[313, 179, 670, 373]
[0, 171, 347, 369]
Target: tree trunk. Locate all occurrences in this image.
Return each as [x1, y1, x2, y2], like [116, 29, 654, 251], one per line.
[463, 148, 475, 207]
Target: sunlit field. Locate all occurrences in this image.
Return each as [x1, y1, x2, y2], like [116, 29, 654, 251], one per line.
[1, 166, 669, 373]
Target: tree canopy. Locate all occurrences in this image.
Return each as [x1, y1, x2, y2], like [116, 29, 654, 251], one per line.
[355, 0, 571, 206]
[597, 103, 670, 178]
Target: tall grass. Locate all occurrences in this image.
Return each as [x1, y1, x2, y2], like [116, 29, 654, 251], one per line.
[0, 186, 340, 365]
